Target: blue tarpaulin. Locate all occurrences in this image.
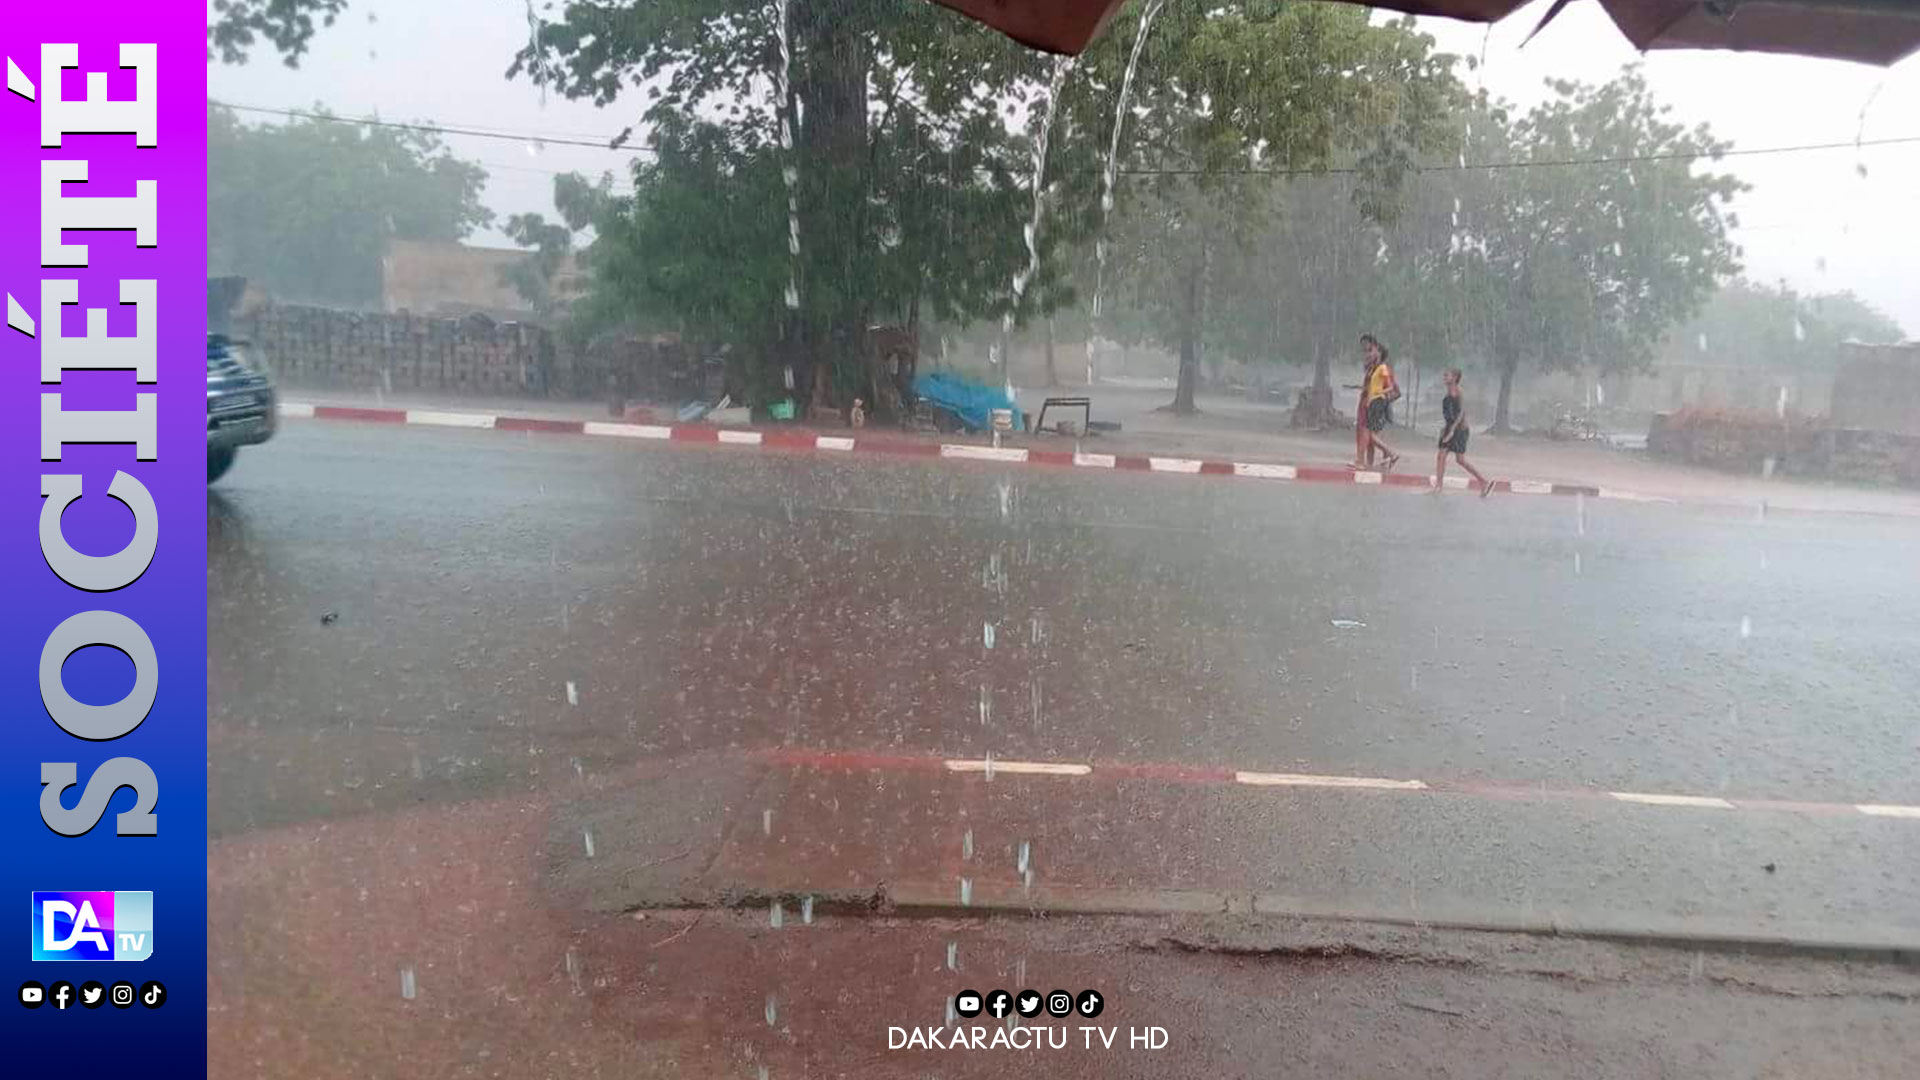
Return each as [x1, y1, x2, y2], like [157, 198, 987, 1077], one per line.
[913, 371, 1025, 433]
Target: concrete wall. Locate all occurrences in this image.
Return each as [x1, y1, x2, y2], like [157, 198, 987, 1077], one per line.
[379, 239, 582, 322]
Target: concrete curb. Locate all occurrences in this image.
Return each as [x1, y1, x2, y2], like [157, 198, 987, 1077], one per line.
[281, 401, 1606, 500]
[637, 880, 1920, 964]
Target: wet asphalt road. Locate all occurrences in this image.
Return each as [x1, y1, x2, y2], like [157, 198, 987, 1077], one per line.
[208, 420, 1920, 936]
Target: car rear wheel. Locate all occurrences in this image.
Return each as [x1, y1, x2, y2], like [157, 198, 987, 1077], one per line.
[208, 447, 237, 483]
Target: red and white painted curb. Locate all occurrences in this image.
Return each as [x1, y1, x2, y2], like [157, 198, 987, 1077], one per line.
[757, 747, 1920, 822]
[281, 401, 1615, 499]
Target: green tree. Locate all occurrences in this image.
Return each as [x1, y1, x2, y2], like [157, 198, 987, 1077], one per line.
[208, 103, 494, 308]
[513, 0, 1081, 411]
[1068, 5, 1462, 413]
[500, 172, 609, 321]
[1447, 72, 1745, 431]
[1660, 277, 1906, 370]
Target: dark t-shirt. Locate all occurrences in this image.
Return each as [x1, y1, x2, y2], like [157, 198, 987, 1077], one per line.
[1442, 393, 1462, 430]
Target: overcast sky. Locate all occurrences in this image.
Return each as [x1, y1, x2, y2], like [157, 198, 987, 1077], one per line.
[209, 0, 1918, 336]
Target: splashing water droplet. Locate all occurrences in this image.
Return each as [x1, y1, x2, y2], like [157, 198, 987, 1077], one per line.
[1792, 316, 1806, 343]
[959, 878, 973, 906]
[1576, 492, 1587, 537]
[565, 681, 579, 706]
[963, 829, 974, 860]
[770, 900, 784, 929]
[1697, 332, 1709, 353]
[983, 623, 996, 650]
[399, 967, 417, 1000]
[766, 994, 778, 1027]
[565, 948, 583, 995]
[984, 753, 994, 782]
[1739, 616, 1753, 640]
[802, 895, 814, 924]
[763, 809, 773, 836]
[1017, 840, 1031, 876]
[1574, 551, 1583, 575]
[1762, 456, 1777, 480]
[582, 828, 596, 858]
[979, 685, 992, 726]
[1775, 386, 1789, 419]
[947, 941, 959, 971]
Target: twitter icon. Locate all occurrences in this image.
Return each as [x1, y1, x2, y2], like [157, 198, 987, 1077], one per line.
[79, 981, 106, 1009]
[1014, 990, 1043, 1018]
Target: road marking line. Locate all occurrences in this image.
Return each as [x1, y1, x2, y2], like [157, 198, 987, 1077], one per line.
[816, 436, 856, 451]
[1073, 452, 1117, 468]
[1148, 456, 1204, 474]
[944, 759, 1091, 776]
[1232, 462, 1297, 480]
[717, 429, 763, 445]
[1611, 792, 1735, 809]
[760, 749, 1917, 821]
[1235, 771, 1427, 791]
[583, 421, 672, 439]
[1509, 479, 1555, 495]
[942, 444, 1030, 463]
[1598, 488, 1678, 503]
[278, 402, 316, 419]
[406, 409, 495, 429]
[1858, 804, 1920, 818]
[1352, 471, 1384, 485]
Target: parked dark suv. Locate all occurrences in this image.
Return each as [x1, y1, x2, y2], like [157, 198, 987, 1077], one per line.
[207, 333, 277, 482]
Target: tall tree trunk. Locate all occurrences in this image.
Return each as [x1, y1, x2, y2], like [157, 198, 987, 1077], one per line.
[792, 9, 870, 408]
[1492, 354, 1519, 434]
[1044, 315, 1058, 387]
[1170, 257, 1204, 415]
[1168, 240, 1213, 415]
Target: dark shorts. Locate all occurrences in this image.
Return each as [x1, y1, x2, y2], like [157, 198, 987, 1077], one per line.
[1440, 427, 1469, 454]
[1365, 397, 1392, 432]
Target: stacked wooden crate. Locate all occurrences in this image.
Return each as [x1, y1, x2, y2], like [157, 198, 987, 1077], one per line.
[235, 302, 560, 396]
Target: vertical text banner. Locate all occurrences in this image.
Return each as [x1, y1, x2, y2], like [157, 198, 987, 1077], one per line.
[1, 2, 206, 1069]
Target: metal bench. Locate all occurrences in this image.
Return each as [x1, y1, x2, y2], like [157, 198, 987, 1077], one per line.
[1036, 396, 1092, 435]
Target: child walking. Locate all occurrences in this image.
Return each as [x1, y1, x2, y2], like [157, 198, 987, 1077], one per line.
[1434, 368, 1494, 498]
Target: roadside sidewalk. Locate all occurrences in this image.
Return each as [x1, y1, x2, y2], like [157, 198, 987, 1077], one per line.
[209, 776, 1920, 1079]
[279, 385, 1920, 518]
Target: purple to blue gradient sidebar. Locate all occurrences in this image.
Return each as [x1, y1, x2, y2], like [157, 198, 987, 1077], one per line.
[1, 6, 207, 1072]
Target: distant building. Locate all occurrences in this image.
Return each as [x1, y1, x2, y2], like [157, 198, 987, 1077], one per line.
[379, 238, 583, 323]
[1831, 341, 1920, 436]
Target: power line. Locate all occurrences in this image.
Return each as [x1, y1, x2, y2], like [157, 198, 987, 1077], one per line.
[212, 100, 658, 155]
[1121, 134, 1920, 177]
[215, 98, 1920, 178]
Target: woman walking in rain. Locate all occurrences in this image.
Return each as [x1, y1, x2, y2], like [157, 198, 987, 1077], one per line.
[1349, 334, 1401, 472]
[1433, 368, 1495, 498]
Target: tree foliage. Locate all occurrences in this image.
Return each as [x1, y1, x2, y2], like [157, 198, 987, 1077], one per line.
[1660, 277, 1906, 370]
[1434, 71, 1745, 428]
[208, 0, 350, 67]
[208, 103, 494, 308]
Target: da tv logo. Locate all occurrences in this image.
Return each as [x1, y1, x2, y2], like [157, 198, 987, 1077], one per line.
[31, 892, 153, 961]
